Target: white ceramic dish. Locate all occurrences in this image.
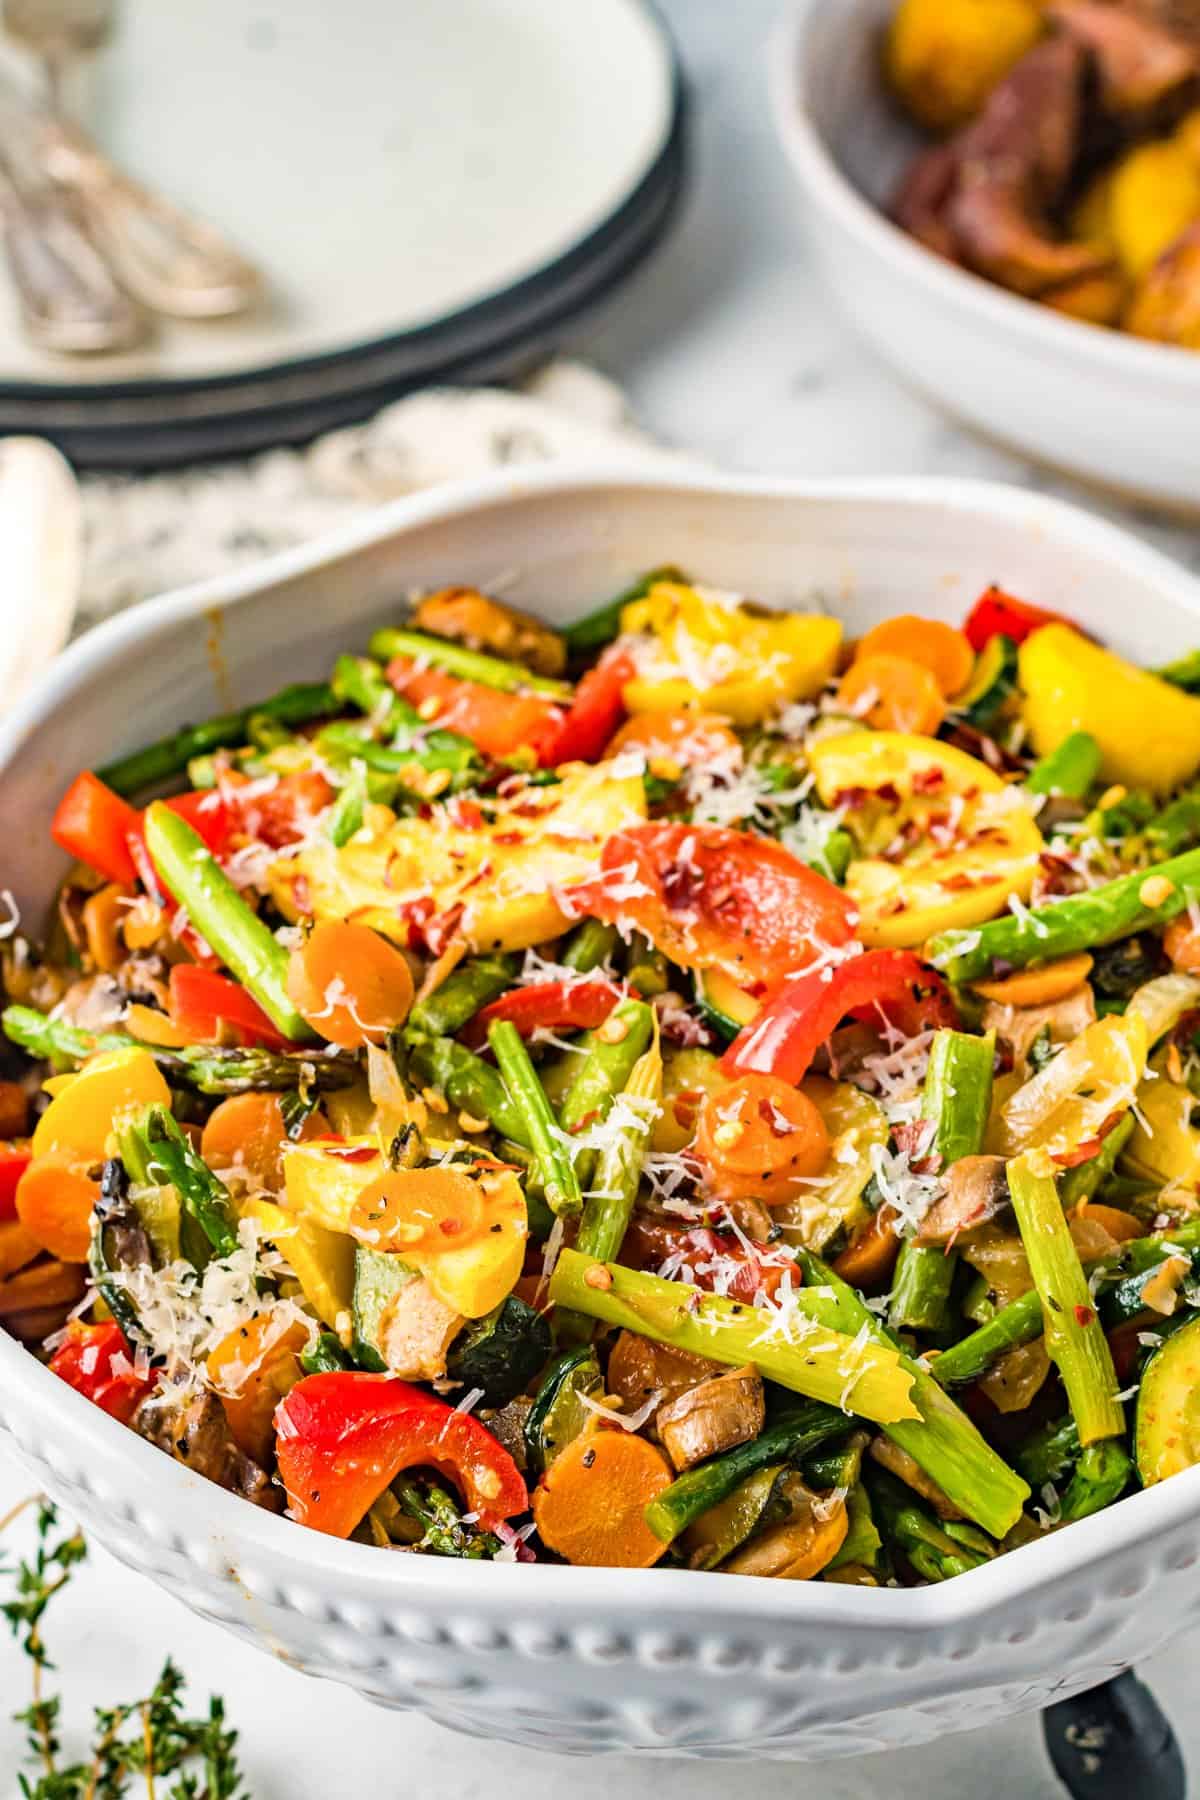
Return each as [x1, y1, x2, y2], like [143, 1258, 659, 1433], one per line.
[3, 468, 1200, 1760]
[768, 0, 1200, 514]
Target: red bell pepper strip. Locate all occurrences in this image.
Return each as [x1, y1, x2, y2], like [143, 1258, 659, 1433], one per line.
[963, 587, 1075, 652]
[545, 646, 635, 764]
[275, 1372, 528, 1538]
[49, 1320, 154, 1425]
[564, 822, 857, 991]
[52, 773, 142, 884]
[169, 964, 295, 1052]
[721, 948, 957, 1085]
[386, 657, 565, 764]
[460, 979, 626, 1051]
[0, 1141, 31, 1222]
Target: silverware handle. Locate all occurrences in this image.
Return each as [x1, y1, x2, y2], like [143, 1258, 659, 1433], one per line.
[0, 177, 143, 351]
[45, 124, 262, 319]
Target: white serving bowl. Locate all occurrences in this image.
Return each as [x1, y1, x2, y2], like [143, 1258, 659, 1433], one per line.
[769, 0, 1200, 513]
[4, 468, 1200, 1760]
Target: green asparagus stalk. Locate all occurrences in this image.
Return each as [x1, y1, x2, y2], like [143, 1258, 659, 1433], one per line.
[402, 1033, 527, 1144]
[119, 1103, 239, 1261]
[562, 566, 685, 657]
[826, 1481, 883, 1573]
[329, 655, 478, 775]
[1058, 1112, 1135, 1206]
[930, 1290, 1045, 1388]
[1014, 1413, 1080, 1487]
[1025, 731, 1101, 800]
[550, 1249, 921, 1427]
[318, 719, 476, 785]
[97, 682, 335, 796]
[564, 1033, 663, 1334]
[406, 956, 517, 1038]
[368, 627, 571, 698]
[926, 845, 1200, 983]
[0, 1003, 356, 1095]
[791, 1248, 1029, 1537]
[559, 998, 655, 1189]
[560, 919, 619, 973]
[1007, 1151, 1123, 1445]
[325, 758, 368, 848]
[396, 1479, 501, 1559]
[142, 802, 314, 1043]
[890, 1029, 994, 1334]
[644, 1403, 849, 1545]
[865, 1468, 994, 1583]
[488, 1020, 581, 1218]
[1146, 787, 1200, 859]
[1156, 648, 1200, 692]
[1059, 1439, 1131, 1521]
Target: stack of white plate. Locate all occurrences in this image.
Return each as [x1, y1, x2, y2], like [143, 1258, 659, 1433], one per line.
[0, 0, 683, 466]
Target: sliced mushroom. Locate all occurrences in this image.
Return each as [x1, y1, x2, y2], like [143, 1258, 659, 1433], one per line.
[605, 1330, 722, 1433]
[917, 1154, 1010, 1247]
[869, 1438, 963, 1519]
[656, 1364, 766, 1473]
[412, 587, 566, 678]
[948, 38, 1113, 296]
[981, 983, 1096, 1072]
[379, 1276, 464, 1382]
[721, 1473, 848, 1579]
[135, 1387, 282, 1511]
[978, 1336, 1052, 1413]
[1050, 0, 1199, 115]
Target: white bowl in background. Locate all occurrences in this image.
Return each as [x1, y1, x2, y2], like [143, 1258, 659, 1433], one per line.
[769, 0, 1200, 513]
[3, 469, 1200, 1759]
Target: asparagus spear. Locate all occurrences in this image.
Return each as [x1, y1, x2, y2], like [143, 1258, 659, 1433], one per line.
[368, 627, 571, 698]
[1014, 1413, 1080, 1486]
[926, 845, 1200, 983]
[318, 719, 476, 785]
[402, 1033, 528, 1144]
[550, 1249, 920, 1426]
[1025, 731, 1101, 800]
[560, 920, 619, 973]
[1, 1004, 356, 1094]
[97, 682, 335, 796]
[405, 956, 516, 1039]
[143, 802, 315, 1043]
[1058, 1112, 1135, 1206]
[328, 655, 478, 775]
[119, 1103, 239, 1261]
[562, 566, 685, 658]
[575, 1035, 660, 1263]
[1059, 1439, 1131, 1521]
[559, 997, 655, 1190]
[791, 1248, 1029, 1537]
[325, 759, 367, 848]
[1007, 1151, 1123, 1445]
[644, 1403, 849, 1545]
[865, 1468, 994, 1583]
[1146, 786, 1200, 859]
[933, 1210, 1200, 1386]
[488, 1020, 581, 1218]
[826, 1481, 883, 1574]
[890, 1029, 994, 1334]
[1156, 648, 1200, 692]
[396, 1478, 501, 1559]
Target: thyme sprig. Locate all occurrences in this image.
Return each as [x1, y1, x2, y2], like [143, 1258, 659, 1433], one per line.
[2, 1499, 249, 1800]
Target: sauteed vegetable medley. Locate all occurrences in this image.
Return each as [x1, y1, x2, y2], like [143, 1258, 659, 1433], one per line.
[7, 573, 1200, 1582]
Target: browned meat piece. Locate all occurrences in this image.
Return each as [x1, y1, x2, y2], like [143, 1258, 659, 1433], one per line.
[656, 1364, 765, 1473]
[893, 142, 963, 259]
[917, 1155, 1011, 1247]
[1050, 0, 1199, 113]
[412, 587, 566, 678]
[136, 1387, 283, 1512]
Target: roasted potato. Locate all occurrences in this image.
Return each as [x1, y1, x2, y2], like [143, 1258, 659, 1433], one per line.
[885, 0, 1045, 133]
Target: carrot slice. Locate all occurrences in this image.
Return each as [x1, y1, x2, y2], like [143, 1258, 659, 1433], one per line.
[207, 1312, 310, 1465]
[606, 709, 741, 770]
[1165, 918, 1200, 974]
[694, 1073, 829, 1205]
[837, 654, 946, 736]
[0, 1217, 42, 1278]
[0, 1257, 85, 1318]
[15, 1153, 101, 1263]
[200, 1092, 325, 1193]
[532, 1427, 674, 1568]
[854, 615, 975, 698]
[832, 1204, 902, 1293]
[287, 920, 415, 1049]
[973, 953, 1094, 1008]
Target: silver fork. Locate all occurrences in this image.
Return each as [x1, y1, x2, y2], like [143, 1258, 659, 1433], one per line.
[5, 0, 263, 319]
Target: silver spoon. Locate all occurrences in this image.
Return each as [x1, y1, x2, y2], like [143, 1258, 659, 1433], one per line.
[4, 0, 263, 319]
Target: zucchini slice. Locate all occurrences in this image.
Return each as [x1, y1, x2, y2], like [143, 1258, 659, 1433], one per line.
[352, 1245, 418, 1372]
[694, 968, 759, 1043]
[955, 634, 1018, 731]
[445, 1294, 552, 1406]
[523, 1344, 602, 1478]
[1136, 1313, 1200, 1486]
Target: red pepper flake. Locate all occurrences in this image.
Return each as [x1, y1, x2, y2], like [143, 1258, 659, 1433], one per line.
[1073, 1303, 1095, 1328]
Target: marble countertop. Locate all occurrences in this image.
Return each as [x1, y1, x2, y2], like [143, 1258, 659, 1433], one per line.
[4, 1, 1200, 1793]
